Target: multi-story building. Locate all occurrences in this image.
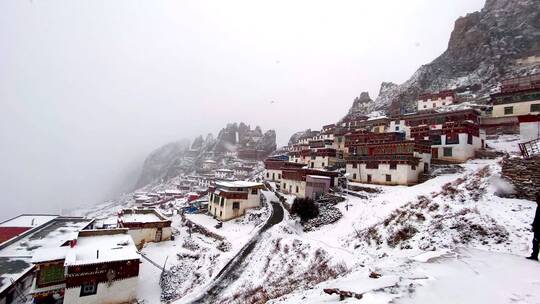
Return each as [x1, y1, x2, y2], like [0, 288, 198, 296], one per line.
[390, 109, 485, 162]
[300, 148, 337, 169]
[491, 74, 540, 118]
[281, 169, 339, 198]
[263, 159, 305, 185]
[345, 140, 431, 185]
[417, 90, 456, 111]
[208, 181, 264, 221]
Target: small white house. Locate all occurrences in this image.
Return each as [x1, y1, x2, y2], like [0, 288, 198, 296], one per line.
[208, 181, 263, 221]
[117, 209, 172, 248]
[63, 229, 140, 304]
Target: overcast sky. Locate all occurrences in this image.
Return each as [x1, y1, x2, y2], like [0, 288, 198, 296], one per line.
[0, 0, 485, 219]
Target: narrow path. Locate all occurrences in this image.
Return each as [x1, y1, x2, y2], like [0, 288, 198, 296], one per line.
[190, 201, 284, 303]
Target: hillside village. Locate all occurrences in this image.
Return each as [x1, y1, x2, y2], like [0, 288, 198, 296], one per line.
[1, 0, 540, 303]
[1, 70, 539, 303]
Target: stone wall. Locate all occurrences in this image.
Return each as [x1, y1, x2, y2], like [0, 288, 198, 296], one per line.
[501, 156, 540, 201]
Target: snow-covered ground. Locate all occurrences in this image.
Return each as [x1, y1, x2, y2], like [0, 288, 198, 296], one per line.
[65, 135, 540, 304]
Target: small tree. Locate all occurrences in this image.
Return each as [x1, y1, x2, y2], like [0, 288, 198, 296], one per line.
[291, 198, 319, 222]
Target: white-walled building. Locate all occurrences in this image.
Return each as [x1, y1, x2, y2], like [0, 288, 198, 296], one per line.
[215, 168, 235, 180]
[281, 169, 339, 198]
[263, 159, 305, 185]
[117, 209, 172, 248]
[417, 90, 456, 111]
[345, 141, 431, 185]
[30, 229, 140, 304]
[202, 159, 217, 170]
[208, 181, 264, 221]
[391, 109, 485, 163]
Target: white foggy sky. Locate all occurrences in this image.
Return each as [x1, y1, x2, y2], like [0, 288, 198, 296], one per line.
[0, 0, 485, 219]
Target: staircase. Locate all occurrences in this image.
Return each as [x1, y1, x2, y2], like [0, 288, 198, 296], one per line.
[519, 137, 540, 158]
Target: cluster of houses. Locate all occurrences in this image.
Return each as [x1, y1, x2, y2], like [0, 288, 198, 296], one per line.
[0, 208, 174, 304]
[264, 73, 540, 198]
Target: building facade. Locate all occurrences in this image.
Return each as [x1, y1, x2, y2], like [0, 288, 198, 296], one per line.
[208, 181, 264, 221]
[117, 209, 172, 248]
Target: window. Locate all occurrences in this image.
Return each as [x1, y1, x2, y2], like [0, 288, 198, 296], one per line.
[390, 163, 397, 170]
[232, 202, 240, 209]
[220, 211, 222, 217]
[251, 188, 258, 195]
[367, 175, 372, 183]
[38, 265, 64, 285]
[220, 198, 224, 207]
[395, 126, 399, 131]
[272, 173, 275, 180]
[283, 183, 286, 189]
[266, 172, 269, 178]
[432, 103, 436, 108]
[430, 135, 442, 145]
[443, 147, 453, 157]
[352, 163, 357, 169]
[504, 106, 513, 115]
[531, 104, 540, 112]
[412, 164, 416, 170]
[445, 134, 459, 145]
[310, 162, 314, 168]
[353, 173, 357, 180]
[80, 282, 98, 297]
[278, 173, 281, 179]
[386, 174, 391, 182]
[423, 105, 427, 109]
[467, 134, 473, 145]
[296, 186, 299, 193]
[322, 162, 325, 167]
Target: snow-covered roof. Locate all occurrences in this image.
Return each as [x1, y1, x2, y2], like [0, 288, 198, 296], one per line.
[64, 229, 139, 266]
[203, 159, 216, 163]
[306, 175, 331, 180]
[216, 169, 234, 173]
[32, 247, 69, 263]
[121, 213, 161, 223]
[0, 217, 93, 294]
[216, 181, 263, 188]
[0, 214, 58, 228]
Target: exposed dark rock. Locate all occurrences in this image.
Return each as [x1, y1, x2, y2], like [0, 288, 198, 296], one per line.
[371, 0, 540, 114]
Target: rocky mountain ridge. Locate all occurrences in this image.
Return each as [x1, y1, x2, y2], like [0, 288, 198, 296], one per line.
[348, 0, 540, 115]
[134, 123, 276, 189]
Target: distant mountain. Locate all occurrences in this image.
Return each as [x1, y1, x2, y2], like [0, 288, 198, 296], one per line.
[134, 123, 276, 189]
[349, 0, 540, 115]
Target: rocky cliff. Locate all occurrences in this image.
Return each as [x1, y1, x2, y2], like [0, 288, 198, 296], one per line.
[134, 123, 276, 189]
[353, 0, 540, 115]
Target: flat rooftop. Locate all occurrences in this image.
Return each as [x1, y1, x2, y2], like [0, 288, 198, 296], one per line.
[64, 229, 139, 266]
[121, 213, 162, 223]
[0, 214, 58, 228]
[216, 181, 263, 188]
[0, 217, 93, 294]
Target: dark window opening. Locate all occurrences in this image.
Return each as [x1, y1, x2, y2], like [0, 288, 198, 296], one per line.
[80, 282, 98, 297]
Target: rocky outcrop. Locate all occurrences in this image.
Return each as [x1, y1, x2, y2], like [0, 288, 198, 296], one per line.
[135, 123, 276, 189]
[371, 0, 540, 114]
[135, 140, 190, 188]
[347, 92, 373, 115]
[288, 129, 320, 146]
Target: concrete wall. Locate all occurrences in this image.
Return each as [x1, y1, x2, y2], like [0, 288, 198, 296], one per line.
[346, 163, 424, 185]
[492, 100, 540, 118]
[520, 121, 540, 141]
[264, 169, 282, 183]
[64, 277, 138, 304]
[127, 226, 172, 247]
[432, 133, 483, 162]
[306, 156, 335, 169]
[281, 179, 306, 198]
